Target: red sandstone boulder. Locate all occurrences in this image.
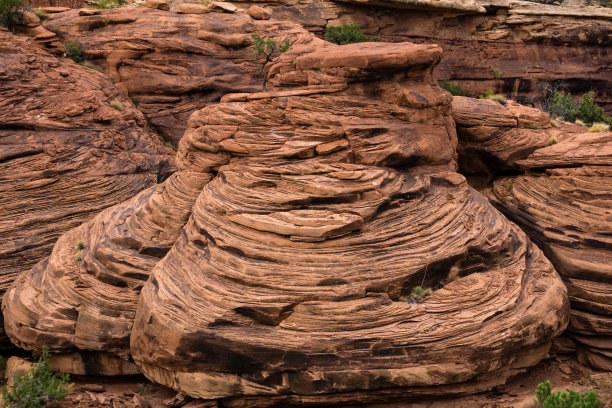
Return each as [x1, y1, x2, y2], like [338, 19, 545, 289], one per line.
[0, 31, 172, 348]
[3, 37, 568, 405]
[488, 131, 612, 371]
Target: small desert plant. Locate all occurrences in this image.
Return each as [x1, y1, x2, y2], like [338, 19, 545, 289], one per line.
[74, 251, 82, 262]
[0, 0, 24, 33]
[409, 286, 433, 302]
[535, 380, 601, 408]
[491, 66, 503, 79]
[589, 122, 610, 132]
[64, 42, 84, 63]
[479, 89, 507, 104]
[75, 238, 85, 251]
[93, 0, 124, 9]
[547, 136, 558, 145]
[33, 7, 48, 19]
[438, 80, 466, 96]
[504, 180, 513, 191]
[2, 346, 72, 408]
[79, 60, 102, 72]
[547, 91, 612, 126]
[164, 141, 177, 151]
[110, 100, 124, 111]
[251, 34, 291, 92]
[325, 22, 380, 45]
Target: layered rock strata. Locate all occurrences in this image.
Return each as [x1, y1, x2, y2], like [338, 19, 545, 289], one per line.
[451, 96, 612, 371]
[38, 8, 314, 144]
[488, 131, 612, 371]
[0, 31, 171, 346]
[3, 38, 570, 402]
[22, 0, 610, 148]
[127, 42, 569, 402]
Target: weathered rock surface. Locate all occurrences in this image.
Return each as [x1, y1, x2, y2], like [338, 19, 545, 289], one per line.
[452, 97, 612, 371]
[0, 30, 172, 347]
[230, 0, 612, 112]
[37, 9, 314, 144]
[126, 42, 569, 402]
[487, 131, 612, 371]
[3, 32, 569, 404]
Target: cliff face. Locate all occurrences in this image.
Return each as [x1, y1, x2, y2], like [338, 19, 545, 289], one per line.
[0, 29, 172, 347]
[2, 27, 570, 404]
[24, 0, 612, 148]
[258, 0, 612, 111]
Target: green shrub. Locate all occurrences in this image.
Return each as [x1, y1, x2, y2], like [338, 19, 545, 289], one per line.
[438, 80, 466, 96]
[75, 238, 85, 251]
[536, 381, 601, 408]
[547, 91, 612, 126]
[325, 22, 380, 45]
[64, 42, 84, 63]
[2, 346, 72, 408]
[251, 34, 291, 92]
[492, 66, 503, 79]
[74, 251, 82, 262]
[0, 0, 24, 33]
[93, 0, 124, 9]
[110, 99, 124, 111]
[33, 7, 48, 19]
[479, 89, 507, 104]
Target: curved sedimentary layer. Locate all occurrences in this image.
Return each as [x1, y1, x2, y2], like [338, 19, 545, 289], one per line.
[2, 171, 209, 371]
[4, 38, 569, 401]
[131, 161, 568, 400]
[40, 8, 320, 143]
[0, 31, 171, 347]
[488, 132, 612, 371]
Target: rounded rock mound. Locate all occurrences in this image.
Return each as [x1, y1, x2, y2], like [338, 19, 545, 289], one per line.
[3, 36, 569, 404]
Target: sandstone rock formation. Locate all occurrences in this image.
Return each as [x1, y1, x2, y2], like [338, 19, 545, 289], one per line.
[0, 30, 171, 347]
[3, 35, 569, 404]
[234, 0, 612, 112]
[488, 132, 612, 371]
[451, 96, 612, 372]
[37, 8, 313, 144]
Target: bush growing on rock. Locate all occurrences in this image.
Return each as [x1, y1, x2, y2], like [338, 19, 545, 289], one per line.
[2, 346, 72, 408]
[0, 0, 24, 33]
[251, 34, 291, 92]
[325, 22, 380, 45]
[438, 80, 466, 96]
[64, 42, 84, 63]
[547, 91, 612, 126]
[535, 380, 601, 408]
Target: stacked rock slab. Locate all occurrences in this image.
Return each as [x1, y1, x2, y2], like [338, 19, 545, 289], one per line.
[452, 96, 612, 371]
[488, 132, 612, 371]
[4, 37, 570, 403]
[39, 8, 314, 144]
[128, 43, 570, 403]
[0, 31, 170, 348]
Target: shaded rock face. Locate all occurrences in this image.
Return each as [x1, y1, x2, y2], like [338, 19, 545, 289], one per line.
[0, 30, 172, 347]
[451, 97, 612, 372]
[3, 37, 569, 404]
[38, 9, 313, 144]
